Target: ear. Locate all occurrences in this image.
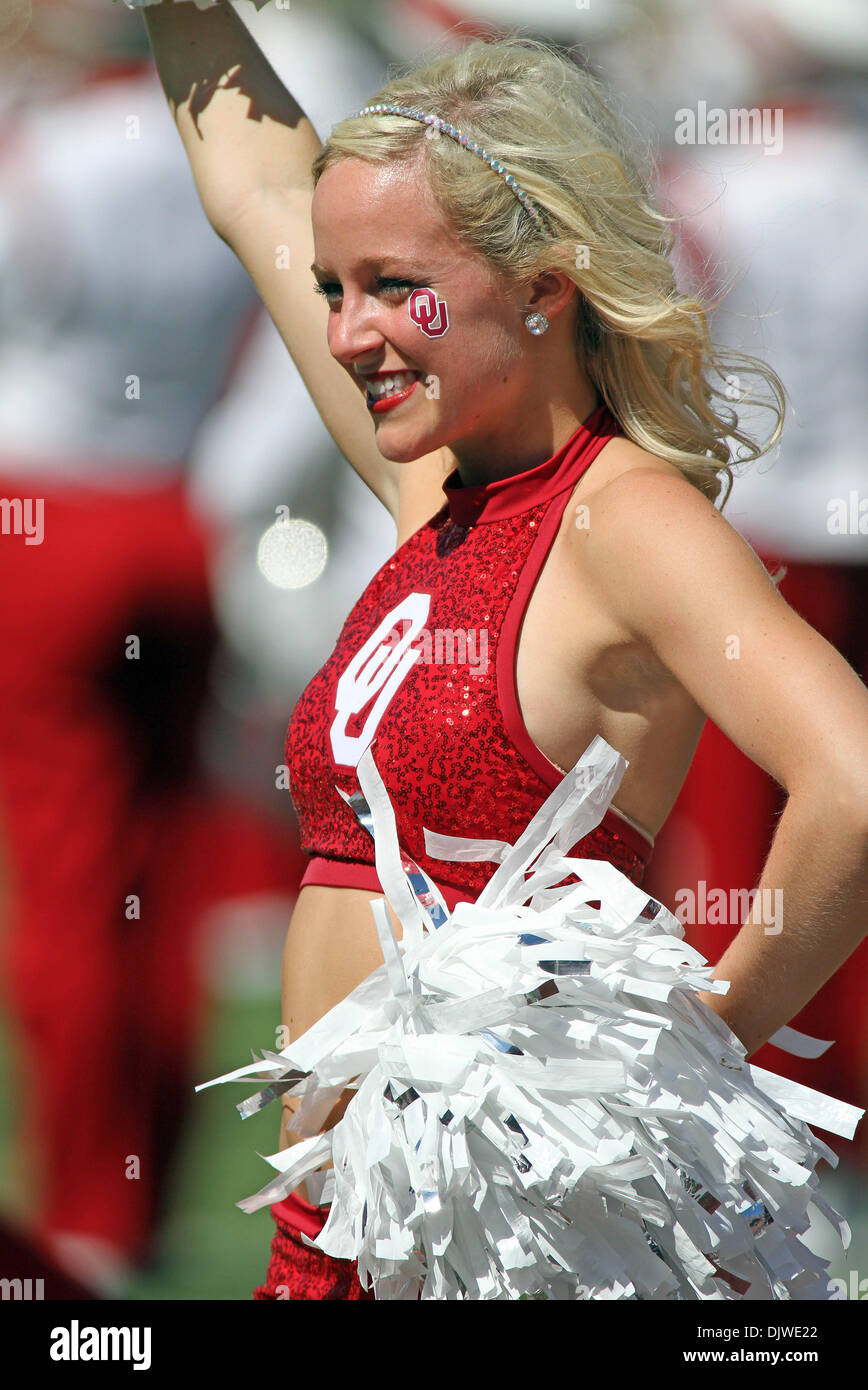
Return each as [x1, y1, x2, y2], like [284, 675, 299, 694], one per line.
[525, 269, 579, 322]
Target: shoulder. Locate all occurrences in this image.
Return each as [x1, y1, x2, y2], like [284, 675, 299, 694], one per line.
[570, 436, 725, 564]
[568, 437, 774, 635]
[575, 435, 715, 517]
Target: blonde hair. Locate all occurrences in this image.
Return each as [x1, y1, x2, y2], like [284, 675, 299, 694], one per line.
[312, 32, 786, 508]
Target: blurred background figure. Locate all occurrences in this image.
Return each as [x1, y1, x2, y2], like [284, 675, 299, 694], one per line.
[0, 0, 394, 1296]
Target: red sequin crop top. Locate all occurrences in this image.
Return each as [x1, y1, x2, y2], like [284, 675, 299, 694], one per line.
[284, 404, 654, 910]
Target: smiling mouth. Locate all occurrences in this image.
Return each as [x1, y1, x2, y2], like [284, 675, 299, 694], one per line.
[363, 370, 423, 404]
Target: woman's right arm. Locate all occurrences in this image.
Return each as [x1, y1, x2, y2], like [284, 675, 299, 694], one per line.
[142, 0, 452, 524]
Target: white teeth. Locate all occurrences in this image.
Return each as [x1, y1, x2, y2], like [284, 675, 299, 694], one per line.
[368, 371, 418, 398]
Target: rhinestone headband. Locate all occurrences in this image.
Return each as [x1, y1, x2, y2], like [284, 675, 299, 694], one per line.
[351, 102, 554, 238]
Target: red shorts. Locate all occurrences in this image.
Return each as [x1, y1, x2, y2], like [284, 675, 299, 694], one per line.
[252, 1193, 375, 1301]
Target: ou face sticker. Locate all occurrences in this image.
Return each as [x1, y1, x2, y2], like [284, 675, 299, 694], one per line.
[408, 286, 449, 337]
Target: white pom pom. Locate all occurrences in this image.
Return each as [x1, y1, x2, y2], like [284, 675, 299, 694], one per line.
[201, 736, 863, 1300]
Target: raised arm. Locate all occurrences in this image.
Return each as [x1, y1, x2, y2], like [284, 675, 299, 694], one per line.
[141, 0, 452, 527]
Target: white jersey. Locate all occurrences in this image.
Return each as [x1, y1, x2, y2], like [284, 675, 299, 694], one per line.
[661, 95, 868, 561]
[0, 65, 256, 485]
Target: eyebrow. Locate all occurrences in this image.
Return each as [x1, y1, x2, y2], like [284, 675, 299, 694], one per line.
[310, 256, 423, 276]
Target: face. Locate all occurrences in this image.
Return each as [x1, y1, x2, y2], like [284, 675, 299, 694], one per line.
[311, 154, 551, 467]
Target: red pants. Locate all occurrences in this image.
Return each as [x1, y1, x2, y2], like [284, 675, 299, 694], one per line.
[644, 554, 868, 1162]
[0, 475, 300, 1260]
[253, 1194, 375, 1300]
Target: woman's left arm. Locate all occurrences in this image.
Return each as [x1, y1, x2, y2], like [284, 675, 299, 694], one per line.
[582, 468, 868, 1057]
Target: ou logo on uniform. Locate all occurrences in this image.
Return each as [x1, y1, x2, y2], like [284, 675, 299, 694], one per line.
[330, 591, 431, 766]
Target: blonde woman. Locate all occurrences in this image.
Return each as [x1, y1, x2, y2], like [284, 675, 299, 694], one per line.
[139, 1, 868, 1300]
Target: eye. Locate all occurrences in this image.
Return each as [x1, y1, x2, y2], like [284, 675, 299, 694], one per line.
[312, 277, 419, 303]
[378, 279, 417, 296]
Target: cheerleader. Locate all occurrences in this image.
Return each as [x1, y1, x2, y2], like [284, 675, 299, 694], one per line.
[137, 0, 868, 1299]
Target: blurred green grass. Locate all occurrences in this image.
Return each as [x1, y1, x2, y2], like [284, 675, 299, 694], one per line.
[124, 995, 282, 1300]
[0, 993, 283, 1300]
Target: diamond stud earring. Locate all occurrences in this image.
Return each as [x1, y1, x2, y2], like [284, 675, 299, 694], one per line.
[524, 312, 549, 335]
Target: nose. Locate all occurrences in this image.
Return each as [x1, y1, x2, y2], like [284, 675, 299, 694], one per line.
[326, 290, 387, 371]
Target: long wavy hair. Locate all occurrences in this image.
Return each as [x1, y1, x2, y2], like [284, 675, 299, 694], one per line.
[311, 32, 786, 508]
